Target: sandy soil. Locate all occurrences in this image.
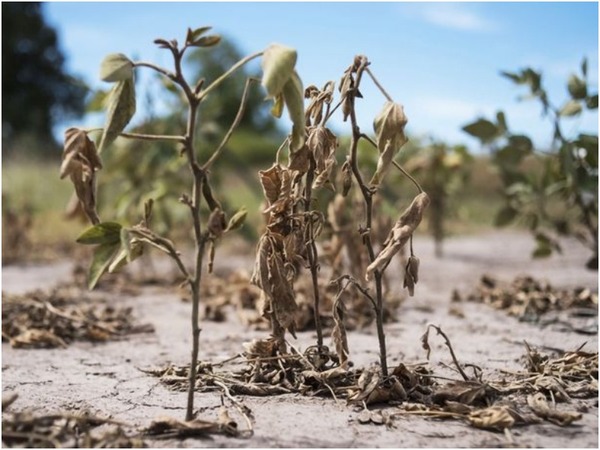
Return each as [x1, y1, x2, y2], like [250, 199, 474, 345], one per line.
[2, 230, 598, 448]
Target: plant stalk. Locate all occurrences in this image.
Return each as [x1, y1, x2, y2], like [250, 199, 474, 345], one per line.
[347, 57, 388, 377]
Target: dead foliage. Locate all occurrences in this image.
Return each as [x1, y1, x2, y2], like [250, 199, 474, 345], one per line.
[198, 269, 402, 333]
[2, 195, 33, 265]
[2, 394, 143, 448]
[146, 325, 596, 438]
[2, 285, 154, 349]
[462, 274, 598, 324]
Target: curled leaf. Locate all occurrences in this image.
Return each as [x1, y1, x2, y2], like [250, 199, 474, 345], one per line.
[371, 102, 408, 186]
[190, 35, 221, 48]
[99, 78, 136, 153]
[365, 193, 429, 281]
[61, 128, 102, 224]
[100, 53, 134, 82]
[261, 44, 298, 99]
[282, 71, 306, 152]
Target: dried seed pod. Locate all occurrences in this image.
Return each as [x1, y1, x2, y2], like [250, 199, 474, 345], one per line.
[365, 193, 429, 281]
[403, 255, 420, 296]
[207, 208, 226, 239]
[341, 159, 353, 196]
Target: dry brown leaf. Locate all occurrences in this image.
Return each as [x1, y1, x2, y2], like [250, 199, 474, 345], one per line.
[371, 102, 408, 186]
[10, 329, 68, 349]
[469, 406, 515, 431]
[331, 295, 349, 364]
[366, 193, 430, 281]
[527, 393, 582, 426]
[61, 128, 102, 224]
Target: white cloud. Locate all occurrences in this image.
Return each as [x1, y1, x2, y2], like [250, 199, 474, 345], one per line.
[401, 3, 498, 33]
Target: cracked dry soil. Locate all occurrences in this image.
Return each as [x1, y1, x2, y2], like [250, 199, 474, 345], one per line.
[2, 231, 598, 448]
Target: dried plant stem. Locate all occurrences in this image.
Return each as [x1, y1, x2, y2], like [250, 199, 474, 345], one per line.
[347, 57, 388, 377]
[364, 67, 393, 102]
[303, 157, 324, 351]
[428, 324, 470, 382]
[133, 61, 175, 79]
[198, 51, 263, 101]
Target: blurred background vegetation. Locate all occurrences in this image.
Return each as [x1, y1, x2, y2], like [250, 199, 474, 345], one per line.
[3, 3, 595, 269]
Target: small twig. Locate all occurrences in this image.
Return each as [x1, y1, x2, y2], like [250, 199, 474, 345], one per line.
[213, 380, 254, 436]
[428, 324, 470, 382]
[133, 61, 175, 80]
[202, 78, 258, 171]
[365, 67, 393, 102]
[198, 51, 263, 101]
[392, 160, 424, 193]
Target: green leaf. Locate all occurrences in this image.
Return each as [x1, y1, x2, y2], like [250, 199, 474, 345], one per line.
[585, 94, 598, 109]
[494, 206, 518, 227]
[282, 71, 305, 152]
[190, 35, 221, 48]
[76, 222, 122, 245]
[99, 78, 136, 152]
[100, 53, 134, 82]
[186, 26, 212, 44]
[225, 208, 247, 232]
[88, 242, 121, 289]
[567, 74, 587, 100]
[86, 90, 109, 113]
[462, 118, 500, 143]
[532, 241, 552, 258]
[500, 71, 523, 84]
[108, 240, 144, 273]
[559, 100, 582, 117]
[261, 44, 297, 99]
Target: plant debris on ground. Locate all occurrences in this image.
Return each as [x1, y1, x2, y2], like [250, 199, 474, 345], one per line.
[456, 274, 598, 334]
[1, 284, 154, 349]
[145, 326, 597, 437]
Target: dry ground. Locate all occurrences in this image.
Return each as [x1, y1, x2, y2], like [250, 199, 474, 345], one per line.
[2, 230, 598, 447]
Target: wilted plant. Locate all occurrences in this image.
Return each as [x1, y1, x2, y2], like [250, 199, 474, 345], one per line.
[463, 60, 598, 268]
[250, 55, 429, 377]
[60, 27, 303, 421]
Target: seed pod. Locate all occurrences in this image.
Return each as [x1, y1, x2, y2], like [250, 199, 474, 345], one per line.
[341, 159, 353, 197]
[403, 255, 420, 296]
[207, 208, 226, 239]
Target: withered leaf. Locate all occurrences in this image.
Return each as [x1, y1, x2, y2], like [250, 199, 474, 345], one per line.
[99, 53, 134, 82]
[432, 381, 494, 407]
[468, 406, 515, 431]
[366, 193, 430, 281]
[261, 44, 298, 99]
[61, 128, 102, 224]
[527, 393, 582, 426]
[371, 102, 408, 186]
[259, 164, 283, 205]
[282, 71, 306, 153]
[99, 78, 136, 153]
[10, 329, 68, 349]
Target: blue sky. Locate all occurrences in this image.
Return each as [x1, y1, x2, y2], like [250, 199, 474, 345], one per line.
[45, 1, 598, 150]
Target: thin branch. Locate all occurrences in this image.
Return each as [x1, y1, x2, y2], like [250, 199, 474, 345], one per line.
[428, 324, 470, 382]
[198, 51, 263, 101]
[392, 160, 424, 194]
[202, 78, 258, 171]
[365, 67, 393, 102]
[213, 380, 254, 436]
[133, 61, 175, 80]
